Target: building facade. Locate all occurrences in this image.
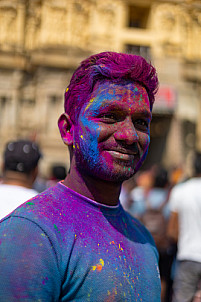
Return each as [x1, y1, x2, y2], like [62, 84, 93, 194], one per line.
[0, 0, 201, 176]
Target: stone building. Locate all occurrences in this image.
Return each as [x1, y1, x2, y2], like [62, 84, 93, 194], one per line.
[0, 0, 201, 177]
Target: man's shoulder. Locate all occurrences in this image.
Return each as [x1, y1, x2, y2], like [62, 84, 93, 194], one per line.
[172, 177, 201, 195]
[0, 184, 37, 197]
[0, 183, 70, 225]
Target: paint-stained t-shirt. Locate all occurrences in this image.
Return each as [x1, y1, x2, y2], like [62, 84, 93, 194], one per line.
[0, 182, 161, 301]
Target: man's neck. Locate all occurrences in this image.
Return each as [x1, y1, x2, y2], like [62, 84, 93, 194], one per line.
[2, 171, 33, 189]
[62, 169, 121, 206]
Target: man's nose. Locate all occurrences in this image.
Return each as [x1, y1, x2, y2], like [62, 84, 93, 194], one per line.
[113, 118, 139, 145]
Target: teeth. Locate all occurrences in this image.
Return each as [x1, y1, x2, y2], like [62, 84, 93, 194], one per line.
[107, 150, 135, 160]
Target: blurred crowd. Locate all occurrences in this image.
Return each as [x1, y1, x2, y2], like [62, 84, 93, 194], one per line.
[120, 160, 201, 302]
[0, 139, 201, 302]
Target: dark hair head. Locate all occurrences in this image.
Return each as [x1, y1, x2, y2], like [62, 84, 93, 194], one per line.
[51, 165, 67, 181]
[4, 139, 42, 174]
[153, 166, 168, 188]
[64, 51, 159, 123]
[194, 152, 201, 175]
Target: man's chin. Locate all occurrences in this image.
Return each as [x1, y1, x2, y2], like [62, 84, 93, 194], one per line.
[101, 167, 136, 183]
[75, 159, 136, 183]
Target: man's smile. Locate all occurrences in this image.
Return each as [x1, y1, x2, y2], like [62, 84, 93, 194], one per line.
[105, 149, 138, 161]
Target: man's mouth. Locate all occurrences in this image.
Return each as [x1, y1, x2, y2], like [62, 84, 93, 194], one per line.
[106, 150, 137, 161]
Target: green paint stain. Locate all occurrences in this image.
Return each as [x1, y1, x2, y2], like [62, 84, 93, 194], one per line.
[53, 224, 60, 233]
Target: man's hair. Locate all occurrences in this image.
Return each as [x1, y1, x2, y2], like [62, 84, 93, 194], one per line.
[64, 51, 159, 123]
[194, 152, 201, 175]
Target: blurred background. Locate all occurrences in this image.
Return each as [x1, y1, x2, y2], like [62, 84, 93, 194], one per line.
[0, 0, 201, 179]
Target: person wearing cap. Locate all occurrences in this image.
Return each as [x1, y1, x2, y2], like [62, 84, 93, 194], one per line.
[0, 139, 41, 220]
[0, 52, 161, 301]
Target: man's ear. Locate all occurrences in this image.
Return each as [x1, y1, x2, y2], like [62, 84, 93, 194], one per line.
[58, 113, 74, 146]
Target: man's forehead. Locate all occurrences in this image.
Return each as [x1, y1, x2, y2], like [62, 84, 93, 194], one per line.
[79, 80, 150, 118]
[87, 80, 149, 107]
[93, 79, 147, 94]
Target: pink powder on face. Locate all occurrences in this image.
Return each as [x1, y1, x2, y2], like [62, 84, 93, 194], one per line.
[64, 52, 158, 124]
[72, 80, 151, 182]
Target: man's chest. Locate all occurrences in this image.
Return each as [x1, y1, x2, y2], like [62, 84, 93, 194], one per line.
[60, 235, 160, 301]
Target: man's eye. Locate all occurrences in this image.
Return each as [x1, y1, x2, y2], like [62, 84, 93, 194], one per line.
[99, 113, 117, 122]
[134, 119, 149, 129]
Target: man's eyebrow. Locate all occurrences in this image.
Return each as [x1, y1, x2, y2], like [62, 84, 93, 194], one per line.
[134, 109, 152, 120]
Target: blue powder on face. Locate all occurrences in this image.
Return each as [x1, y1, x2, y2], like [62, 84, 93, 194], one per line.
[79, 112, 101, 170]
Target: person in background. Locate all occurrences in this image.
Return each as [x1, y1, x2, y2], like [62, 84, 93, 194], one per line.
[46, 164, 67, 188]
[119, 176, 136, 211]
[129, 165, 175, 302]
[0, 51, 160, 301]
[0, 139, 41, 220]
[168, 152, 201, 302]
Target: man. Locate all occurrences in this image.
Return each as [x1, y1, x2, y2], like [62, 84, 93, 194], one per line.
[0, 139, 41, 220]
[168, 152, 201, 302]
[0, 52, 160, 301]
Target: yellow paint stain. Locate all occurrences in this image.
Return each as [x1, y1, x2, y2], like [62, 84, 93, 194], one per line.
[65, 87, 69, 92]
[91, 266, 96, 271]
[80, 135, 84, 139]
[119, 243, 123, 251]
[84, 98, 95, 112]
[100, 259, 104, 266]
[91, 259, 104, 272]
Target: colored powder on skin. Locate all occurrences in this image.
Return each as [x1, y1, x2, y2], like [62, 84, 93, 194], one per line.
[79, 103, 102, 170]
[84, 98, 95, 112]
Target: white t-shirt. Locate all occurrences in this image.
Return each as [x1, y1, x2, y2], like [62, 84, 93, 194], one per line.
[169, 178, 201, 262]
[0, 184, 38, 220]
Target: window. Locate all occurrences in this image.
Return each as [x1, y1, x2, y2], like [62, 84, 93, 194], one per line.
[19, 99, 36, 129]
[0, 96, 10, 130]
[47, 95, 62, 134]
[125, 44, 151, 61]
[128, 5, 150, 29]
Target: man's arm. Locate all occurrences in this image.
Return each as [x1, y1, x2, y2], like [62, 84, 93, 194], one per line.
[167, 211, 179, 243]
[0, 216, 61, 302]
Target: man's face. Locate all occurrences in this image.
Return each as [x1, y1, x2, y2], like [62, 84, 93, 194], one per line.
[72, 80, 152, 183]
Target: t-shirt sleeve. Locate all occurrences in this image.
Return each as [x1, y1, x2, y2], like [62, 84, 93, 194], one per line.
[0, 216, 61, 302]
[168, 186, 181, 213]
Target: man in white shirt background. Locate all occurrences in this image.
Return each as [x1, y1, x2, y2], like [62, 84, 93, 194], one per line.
[168, 152, 201, 302]
[0, 139, 41, 220]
